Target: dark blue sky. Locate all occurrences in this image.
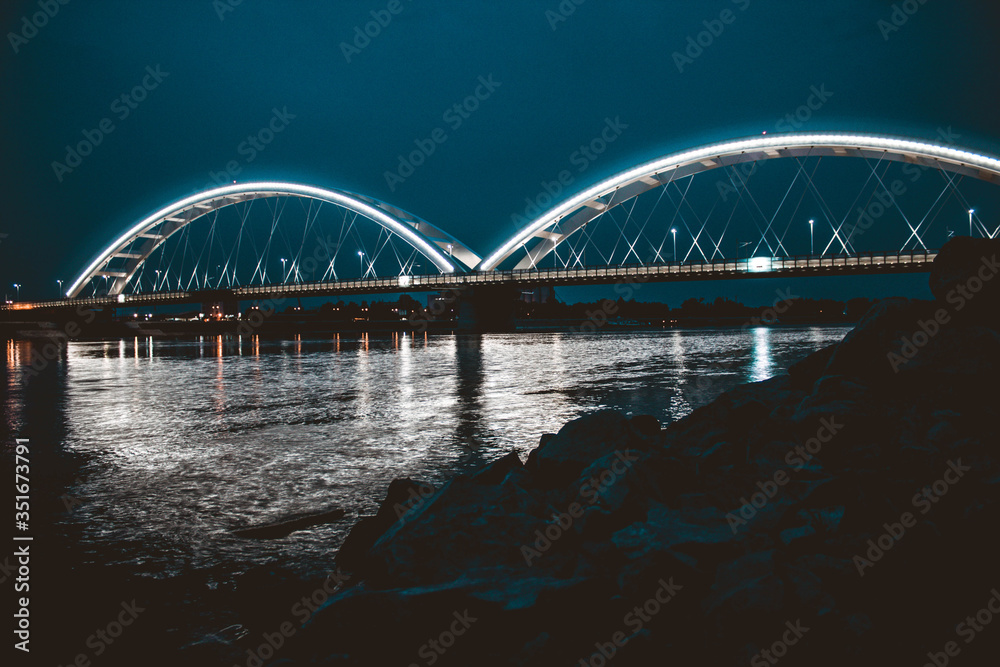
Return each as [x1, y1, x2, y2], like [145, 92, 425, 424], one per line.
[2, 0, 998, 303]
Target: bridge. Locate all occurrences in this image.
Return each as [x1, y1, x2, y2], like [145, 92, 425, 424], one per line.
[3, 132, 998, 328]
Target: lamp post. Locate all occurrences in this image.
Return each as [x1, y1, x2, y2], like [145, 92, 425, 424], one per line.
[13, 283, 20, 301]
[357, 251, 364, 276]
[809, 219, 814, 256]
[280, 258, 287, 282]
[57, 279, 63, 297]
[737, 242, 751, 263]
[969, 209, 975, 237]
[671, 228, 677, 263]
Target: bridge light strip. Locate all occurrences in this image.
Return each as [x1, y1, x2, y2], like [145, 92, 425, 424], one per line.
[67, 182, 456, 298]
[478, 133, 1000, 271]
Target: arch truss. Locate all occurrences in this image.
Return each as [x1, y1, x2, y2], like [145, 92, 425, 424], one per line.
[67, 182, 481, 298]
[480, 133, 1000, 271]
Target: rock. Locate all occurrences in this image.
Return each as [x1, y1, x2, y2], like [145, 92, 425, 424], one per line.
[268, 238, 1000, 665]
[612, 503, 740, 567]
[524, 410, 650, 488]
[790, 374, 876, 424]
[472, 450, 523, 485]
[891, 325, 1000, 379]
[787, 343, 837, 389]
[928, 236, 1000, 324]
[629, 414, 661, 436]
[362, 472, 548, 586]
[823, 297, 936, 380]
[230, 507, 345, 539]
[336, 478, 436, 572]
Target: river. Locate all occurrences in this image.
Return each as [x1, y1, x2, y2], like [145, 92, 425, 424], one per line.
[3, 327, 849, 583]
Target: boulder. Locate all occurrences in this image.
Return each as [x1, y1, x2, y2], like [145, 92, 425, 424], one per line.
[270, 235, 1000, 666]
[928, 236, 1000, 323]
[336, 478, 436, 572]
[524, 410, 654, 488]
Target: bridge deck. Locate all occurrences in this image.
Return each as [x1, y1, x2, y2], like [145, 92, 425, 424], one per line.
[3, 251, 937, 312]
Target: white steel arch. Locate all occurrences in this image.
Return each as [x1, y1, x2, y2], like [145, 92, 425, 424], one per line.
[480, 133, 1000, 271]
[67, 182, 481, 297]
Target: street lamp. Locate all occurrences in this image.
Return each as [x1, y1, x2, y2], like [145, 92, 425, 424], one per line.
[280, 258, 287, 282]
[969, 209, 975, 237]
[671, 228, 677, 263]
[57, 279, 63, 297]
[357, 251, 364, 276]
[809, 219, 814, 255]
[13, 283, 20, 300]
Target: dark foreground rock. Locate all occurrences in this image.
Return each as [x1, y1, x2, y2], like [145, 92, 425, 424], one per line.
[212, 237, 1000, 666]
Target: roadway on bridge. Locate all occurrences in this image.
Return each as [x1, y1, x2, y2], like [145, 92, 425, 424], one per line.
[2, 251, 936, 313]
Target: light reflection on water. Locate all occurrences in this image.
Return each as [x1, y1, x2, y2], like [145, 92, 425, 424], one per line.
[751, 327, 774, 382]
[5, 327, 849, 578]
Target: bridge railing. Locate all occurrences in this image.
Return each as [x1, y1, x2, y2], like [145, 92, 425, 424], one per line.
[0, 250, 938, 311]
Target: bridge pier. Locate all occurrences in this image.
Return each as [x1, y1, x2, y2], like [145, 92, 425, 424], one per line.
[455, 285, 519, 332]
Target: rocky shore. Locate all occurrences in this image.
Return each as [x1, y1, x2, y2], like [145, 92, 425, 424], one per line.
[212, 237, 1000, 666]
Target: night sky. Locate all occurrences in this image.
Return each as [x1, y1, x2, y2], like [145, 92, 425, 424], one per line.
[2, 0, 998, 303]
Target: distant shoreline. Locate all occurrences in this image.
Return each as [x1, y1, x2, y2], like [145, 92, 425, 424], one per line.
[0, 317, 856, 341]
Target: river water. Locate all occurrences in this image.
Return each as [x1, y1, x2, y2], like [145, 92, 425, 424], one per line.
[3, 327, 849, 582]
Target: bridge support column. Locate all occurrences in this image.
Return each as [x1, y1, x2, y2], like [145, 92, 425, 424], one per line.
[455, 285, 519, 332]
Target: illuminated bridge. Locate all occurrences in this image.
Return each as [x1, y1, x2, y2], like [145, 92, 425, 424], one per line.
[4, 132, 998, 323]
